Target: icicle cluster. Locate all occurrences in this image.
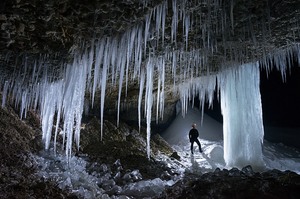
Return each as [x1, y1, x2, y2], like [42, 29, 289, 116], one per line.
[177, 74, 217, 125]
[260, 44, 300, 81]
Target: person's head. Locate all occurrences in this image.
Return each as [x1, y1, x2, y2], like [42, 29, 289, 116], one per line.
[192, 123, 196, 128]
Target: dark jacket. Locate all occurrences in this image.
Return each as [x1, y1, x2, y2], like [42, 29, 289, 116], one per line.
[189, 128, 199, 141]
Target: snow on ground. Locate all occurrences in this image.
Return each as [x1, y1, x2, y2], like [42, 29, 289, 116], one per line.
[162, 107, 300, 174]
[166, 134, 300, 175]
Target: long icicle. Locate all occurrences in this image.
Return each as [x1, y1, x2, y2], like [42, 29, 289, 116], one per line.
[117, 36, 127, 127]
[145, 58, 154, 159]
[100, 39, 109, 140]
[138, 66, 145, 132]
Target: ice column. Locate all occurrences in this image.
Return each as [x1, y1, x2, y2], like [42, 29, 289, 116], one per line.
[145, 58, 154, 159]
[219, 62, 265, 169]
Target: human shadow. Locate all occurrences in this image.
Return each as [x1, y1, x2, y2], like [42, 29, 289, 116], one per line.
[190, 154, 202, 173]
[201, 152, 219, 171]
[189, 151, 222, 173]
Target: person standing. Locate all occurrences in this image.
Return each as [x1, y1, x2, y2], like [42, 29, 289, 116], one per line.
[189, 123, 203, 154]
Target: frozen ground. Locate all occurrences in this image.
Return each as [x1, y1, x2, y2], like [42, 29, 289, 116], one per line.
[166, 135, 300, 175]
[162, 107, 300, 174]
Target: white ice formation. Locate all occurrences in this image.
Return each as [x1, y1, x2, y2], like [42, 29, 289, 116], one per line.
[219, 62, 265, 169]
[1, 0, 300, 168]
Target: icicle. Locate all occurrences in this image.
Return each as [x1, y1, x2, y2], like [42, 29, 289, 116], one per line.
[161, 1, 167, 46]
[110, 38, 117, 85]
[156, 59, 161, 124]
[138, 66, 145, 132]
[31, 60, 37, 84]
[178, 82, 190, 117]
[22, 57, 28, 83]
[171, 0, 178, 44]
[184, 12, 190, 49]
[296, 44, 300, 63]
[61, 64, 75, 158]
[92, 39, 105, 107]
[200, 96, 205, 126]
[117, 52, 126, 127]
[155, 4, 162, 46]
[20, 89, 28, 119]
[172, 51, 177, 88]
[86, 40, 95, 89]
[159, 58, 165, 120]
[77, 72, 86, 152]
[125, 28, 136, 95]
[144, 10, 153, 56]
[41, 82, 59, 150]
[53, 80, 63, 155]
[100, 39, 109, 140]
[145, 58, 154, 159]
[134, 26, 143, 79]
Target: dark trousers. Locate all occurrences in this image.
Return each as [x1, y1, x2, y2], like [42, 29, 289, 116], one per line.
[190, 139, 202, 153]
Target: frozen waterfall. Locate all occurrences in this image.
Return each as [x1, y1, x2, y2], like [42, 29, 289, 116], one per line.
[177, 62, 265, 169]
[218, 62, 265, 169]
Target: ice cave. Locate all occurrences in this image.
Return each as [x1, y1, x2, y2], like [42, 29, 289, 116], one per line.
[0, 0, 300, 198]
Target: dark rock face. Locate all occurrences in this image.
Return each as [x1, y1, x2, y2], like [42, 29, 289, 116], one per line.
[158, 166, 300, 199]
[0, 0, 151, 54]
[1, 0, 299, 72]
[80, 116, 175, 180]
[0, 105, 78, 199]
[0, 101, 176, 198]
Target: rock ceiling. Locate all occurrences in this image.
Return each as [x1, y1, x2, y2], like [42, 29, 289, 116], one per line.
[1, 0, 299, 65]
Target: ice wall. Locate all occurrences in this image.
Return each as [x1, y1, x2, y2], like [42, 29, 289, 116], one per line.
[218, 62, 265, 169]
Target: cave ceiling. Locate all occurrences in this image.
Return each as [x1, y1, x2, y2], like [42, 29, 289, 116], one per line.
[0, 0, 300, 102]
